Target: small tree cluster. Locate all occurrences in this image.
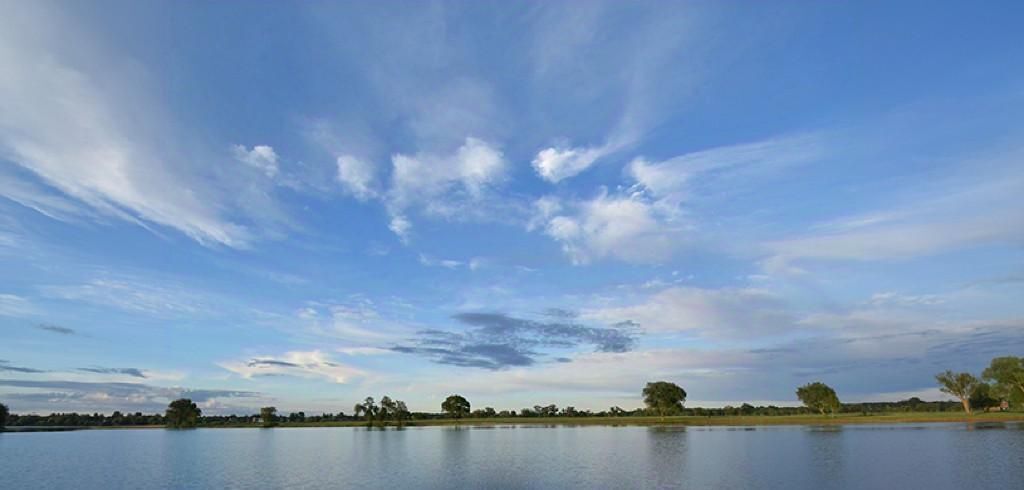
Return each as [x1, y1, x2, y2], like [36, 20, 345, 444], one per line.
[936, 356, 1024, 414]
[353, 396, 410, 427]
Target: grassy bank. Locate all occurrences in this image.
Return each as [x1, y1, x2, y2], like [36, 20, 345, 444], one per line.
[15, 411, 1020, 431]
[298, 411, 1024, 428]
[83, 411, 1022, 430]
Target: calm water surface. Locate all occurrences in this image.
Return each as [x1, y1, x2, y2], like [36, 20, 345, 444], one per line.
[1, 423, 1022, 489]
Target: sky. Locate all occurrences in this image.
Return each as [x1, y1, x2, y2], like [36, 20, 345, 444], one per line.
[1, 0, 1023, 415]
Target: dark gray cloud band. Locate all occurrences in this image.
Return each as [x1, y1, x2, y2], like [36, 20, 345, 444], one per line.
[35, 323, 76, 335]
[392, 311, 636, 370]
[0, 379, 261, 414]
[0, 360, 45, 373]
[77, 367, 147, 378]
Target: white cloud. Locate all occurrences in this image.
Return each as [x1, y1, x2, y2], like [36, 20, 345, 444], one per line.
[335, 154, 377, 200]
[628, 133, 824, 206]
[296, 300, 410, 343]
[763, 165, 1024, 271]
[531, 134, 825, 264]
[388, 214, 412, 242]
[220, 350, 363, 384]
[232, 144, 279, 178]
[0, 172, 92, 223]
[0, 293, 33, 317]
[867, 292, 945, 307]
[0, 5, 281, 248]
[38, 278, 207, 317]
[533, 191, 679, 264]
[419, 254, 463, 269]
[337, 347, 393, 356]
[584, 286, 795, 336]
[532, 144, 611, 183]
[386, 137, 506, 237]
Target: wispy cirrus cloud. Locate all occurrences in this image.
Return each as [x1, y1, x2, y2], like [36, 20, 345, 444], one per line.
[528, 3, 708, 183]
[0, 4, 297, 248]
[219, 350, 364, 384]
[762, 154, 1024, 273]
[530, 134, 827, 264]
[0, 293, 33, 317]
[38, 277, 207, 317]
[584, 286, 796, 338]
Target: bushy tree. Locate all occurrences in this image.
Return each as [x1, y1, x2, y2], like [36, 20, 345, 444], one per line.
[0, 402, 8, 430]
[354, 397, 378, 427]
[394, 400, 410, 427]
[441, 395, 471, 420]
[165, 399, 201, 429]
[260, 407, 278, 428]
[969, 383, 999, 412]
[936, 370, 981, 414]
[796, 382, 840, 415]
[643, 381, 687, 418]
[982, 356, 1024, 406]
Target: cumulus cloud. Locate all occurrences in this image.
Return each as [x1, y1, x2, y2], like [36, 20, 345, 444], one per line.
[336, 155, 377, 200]
[219, 350, 363, 383]
[532, 191, 680, 264]
[232, 144, 279, 178]
[531, 134, 824, 264]
[350, 137, 507, 240]
[392, 312, 636, 369]
[532, 144, 613, 183]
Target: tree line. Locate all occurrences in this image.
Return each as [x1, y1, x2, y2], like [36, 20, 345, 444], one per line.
[2, 355, 1019, 430]
[934, 356, 1023, 414]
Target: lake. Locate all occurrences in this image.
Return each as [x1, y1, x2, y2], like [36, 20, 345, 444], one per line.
[1, 423, 1022, 489]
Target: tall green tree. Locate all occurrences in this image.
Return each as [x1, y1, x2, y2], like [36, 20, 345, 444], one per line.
[379, 396, 396, 425]
[982, 356, 1024, 406]
[936, 370, 981, 414]
[441, 395, 471, 420]
[353, 397, 378, 427]
[394, 400, 410, 428]
[260, 407, 277, 428]
[796, 382, 840, 415]
[165, 398, 201, 429]
[0, 401, 8, 430]
[643, 381, 687, 419]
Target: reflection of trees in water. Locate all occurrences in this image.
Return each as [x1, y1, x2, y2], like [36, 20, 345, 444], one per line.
[645, 425, 689, 487]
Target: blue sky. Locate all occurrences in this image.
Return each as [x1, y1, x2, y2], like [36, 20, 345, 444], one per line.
[1, 1, 1023, 414]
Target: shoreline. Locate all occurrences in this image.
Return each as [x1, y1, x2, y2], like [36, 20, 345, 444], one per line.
[6, 411, 1022, 431]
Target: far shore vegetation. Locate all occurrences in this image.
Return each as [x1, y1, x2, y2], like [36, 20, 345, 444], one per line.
[2, 356, 1022, 431]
